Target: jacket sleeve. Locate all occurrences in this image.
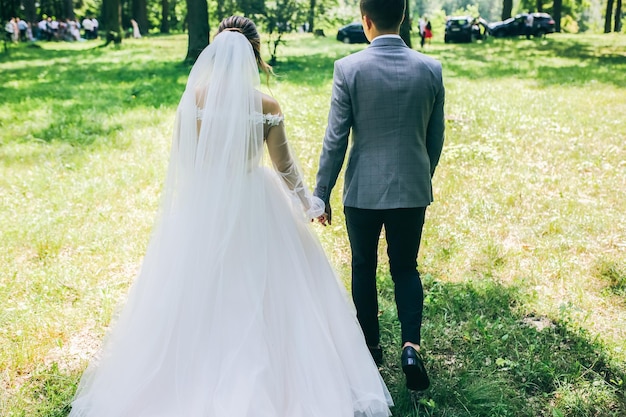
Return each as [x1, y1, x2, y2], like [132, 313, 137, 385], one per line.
[314, 60, 352, 204]
[426, 63, 445, 177]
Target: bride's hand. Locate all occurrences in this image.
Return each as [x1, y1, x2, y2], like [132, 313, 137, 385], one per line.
[316, 205, 331, 226]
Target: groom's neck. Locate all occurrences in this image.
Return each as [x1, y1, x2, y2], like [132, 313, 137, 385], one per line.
[363, 16, 400, 41]
[371, 29, 399, 38]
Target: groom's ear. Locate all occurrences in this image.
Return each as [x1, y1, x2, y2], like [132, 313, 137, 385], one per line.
[362, 14, 375, 41]
[362, 15, 373, 31]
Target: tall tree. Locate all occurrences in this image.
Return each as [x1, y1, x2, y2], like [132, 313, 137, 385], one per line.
[185, 0, 209, 63]
[64, 0, 75, 19]
[553, 0, 562, 31]
[400, 0, 411, 48]
[605, 0, 614, 32]
[308, 0, 316, 32]
[615, 0, 623, 31]
[22, 0, 37, 22]
[536, 0, 542, 12]
[160, 0, 170, 33]
[103, 0, 123, 36]
[502, 0, 513, 19]
[132, 0, 149, 34]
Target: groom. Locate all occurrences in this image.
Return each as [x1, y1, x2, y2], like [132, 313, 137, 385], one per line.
[314, 0, 445, 391]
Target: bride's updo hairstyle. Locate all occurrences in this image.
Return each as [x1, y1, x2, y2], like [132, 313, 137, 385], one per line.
[217, 16, 272, 79]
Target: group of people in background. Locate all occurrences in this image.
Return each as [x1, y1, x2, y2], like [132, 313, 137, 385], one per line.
[4, 16, 99, 43]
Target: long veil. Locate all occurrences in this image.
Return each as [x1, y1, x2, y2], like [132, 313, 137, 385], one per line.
[163, 30, 264, 260]
[70, 32, 272, 415]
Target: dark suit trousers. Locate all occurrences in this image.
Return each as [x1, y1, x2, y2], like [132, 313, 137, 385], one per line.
[344, 206, 426, 347]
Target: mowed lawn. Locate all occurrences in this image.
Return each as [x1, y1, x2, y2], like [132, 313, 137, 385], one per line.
[1, 32, 625, 416]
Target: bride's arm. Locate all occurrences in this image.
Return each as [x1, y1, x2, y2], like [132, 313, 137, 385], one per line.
[265, 115, 324, 219]
[195, 87, 207, 135]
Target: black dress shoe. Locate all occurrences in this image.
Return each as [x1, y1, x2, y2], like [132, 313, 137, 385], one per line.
[401, 346, 430, 391]
[369, 346, 383, 366]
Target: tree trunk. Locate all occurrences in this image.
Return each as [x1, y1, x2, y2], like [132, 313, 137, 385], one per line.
[605, 0, 614, 33]
[23, 0, 38, 23]
[0, 0, 9, 23]
[553, 0, 562, 31]
[185, 0, 209, 63]
[400, 0, 411, 48]
[160, 0, 170, 33]
[615, 0, 623, 32]
[64, 0, 75, 19]
[308, 0, 315, 32]
[103, 0, 123, 39]
[132, 0, 149, 34]
[502, 0, 513, 20]
[536, 0, 543, 12]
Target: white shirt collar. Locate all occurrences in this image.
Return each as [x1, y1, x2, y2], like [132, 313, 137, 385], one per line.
[372, 34, 402, 41]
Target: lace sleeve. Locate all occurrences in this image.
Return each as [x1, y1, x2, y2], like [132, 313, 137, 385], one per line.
[263, 113, 283, 127]
[265, 115, 324, 220]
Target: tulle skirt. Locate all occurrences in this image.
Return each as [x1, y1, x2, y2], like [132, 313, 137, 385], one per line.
[69, 167, 393, 417]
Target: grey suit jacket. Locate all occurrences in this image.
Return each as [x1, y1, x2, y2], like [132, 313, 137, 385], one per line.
[314, 36, 445, 209]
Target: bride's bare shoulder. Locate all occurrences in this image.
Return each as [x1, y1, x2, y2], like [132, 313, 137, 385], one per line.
[261, 93, 282, 116]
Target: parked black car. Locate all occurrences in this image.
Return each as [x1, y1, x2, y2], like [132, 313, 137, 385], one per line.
[488, 13, 555, 38]
[336, 23, 368, 44]
[444, 16, 474, 43]
[444, 16, 490, 43]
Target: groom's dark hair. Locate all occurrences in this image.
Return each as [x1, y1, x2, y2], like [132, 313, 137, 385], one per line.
[360, 0, 405, 31]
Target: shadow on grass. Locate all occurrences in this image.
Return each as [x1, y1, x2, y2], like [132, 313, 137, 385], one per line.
[14, 275, 626, 417]
[377, 276, 626, 416]
[6, 34, 623, 148]
[1, 42, 191, 146]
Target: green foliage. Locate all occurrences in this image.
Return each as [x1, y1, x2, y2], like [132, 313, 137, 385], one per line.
[256, 0, 307, 64]
[2, 33, 626, 416]
[451, 3, 482, 18]
[316, 0, 361, 30]
[436, 0, 502, 22]
[73, 0, 101, 19]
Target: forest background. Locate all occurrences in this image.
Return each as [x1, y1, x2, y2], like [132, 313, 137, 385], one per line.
[1, 0, 625, 62]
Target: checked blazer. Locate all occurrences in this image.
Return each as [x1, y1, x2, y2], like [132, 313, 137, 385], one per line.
[314, 36, 445, 210]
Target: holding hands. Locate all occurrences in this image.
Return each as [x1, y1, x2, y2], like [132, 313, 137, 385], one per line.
[316, 204, 331, 226]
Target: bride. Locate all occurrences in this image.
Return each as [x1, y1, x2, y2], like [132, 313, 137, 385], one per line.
[69, 16, 392, 417]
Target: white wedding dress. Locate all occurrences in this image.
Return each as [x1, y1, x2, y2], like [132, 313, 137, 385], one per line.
[69, 31, 392, 417]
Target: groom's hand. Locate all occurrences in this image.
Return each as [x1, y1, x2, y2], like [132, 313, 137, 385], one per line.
[317, 204, 332, 226]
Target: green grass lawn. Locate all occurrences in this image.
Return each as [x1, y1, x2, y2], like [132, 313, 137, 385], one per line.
[1, 32, 625, 416]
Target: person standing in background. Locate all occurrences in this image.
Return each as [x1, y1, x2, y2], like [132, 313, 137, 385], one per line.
[525, 12, 534, 39]
[91, 17, 98, 39]
[418, 16, 426, 48]
[82, 17, 94, 40]
[130, 19, 141, 38]
[424, 17, 433, 45]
